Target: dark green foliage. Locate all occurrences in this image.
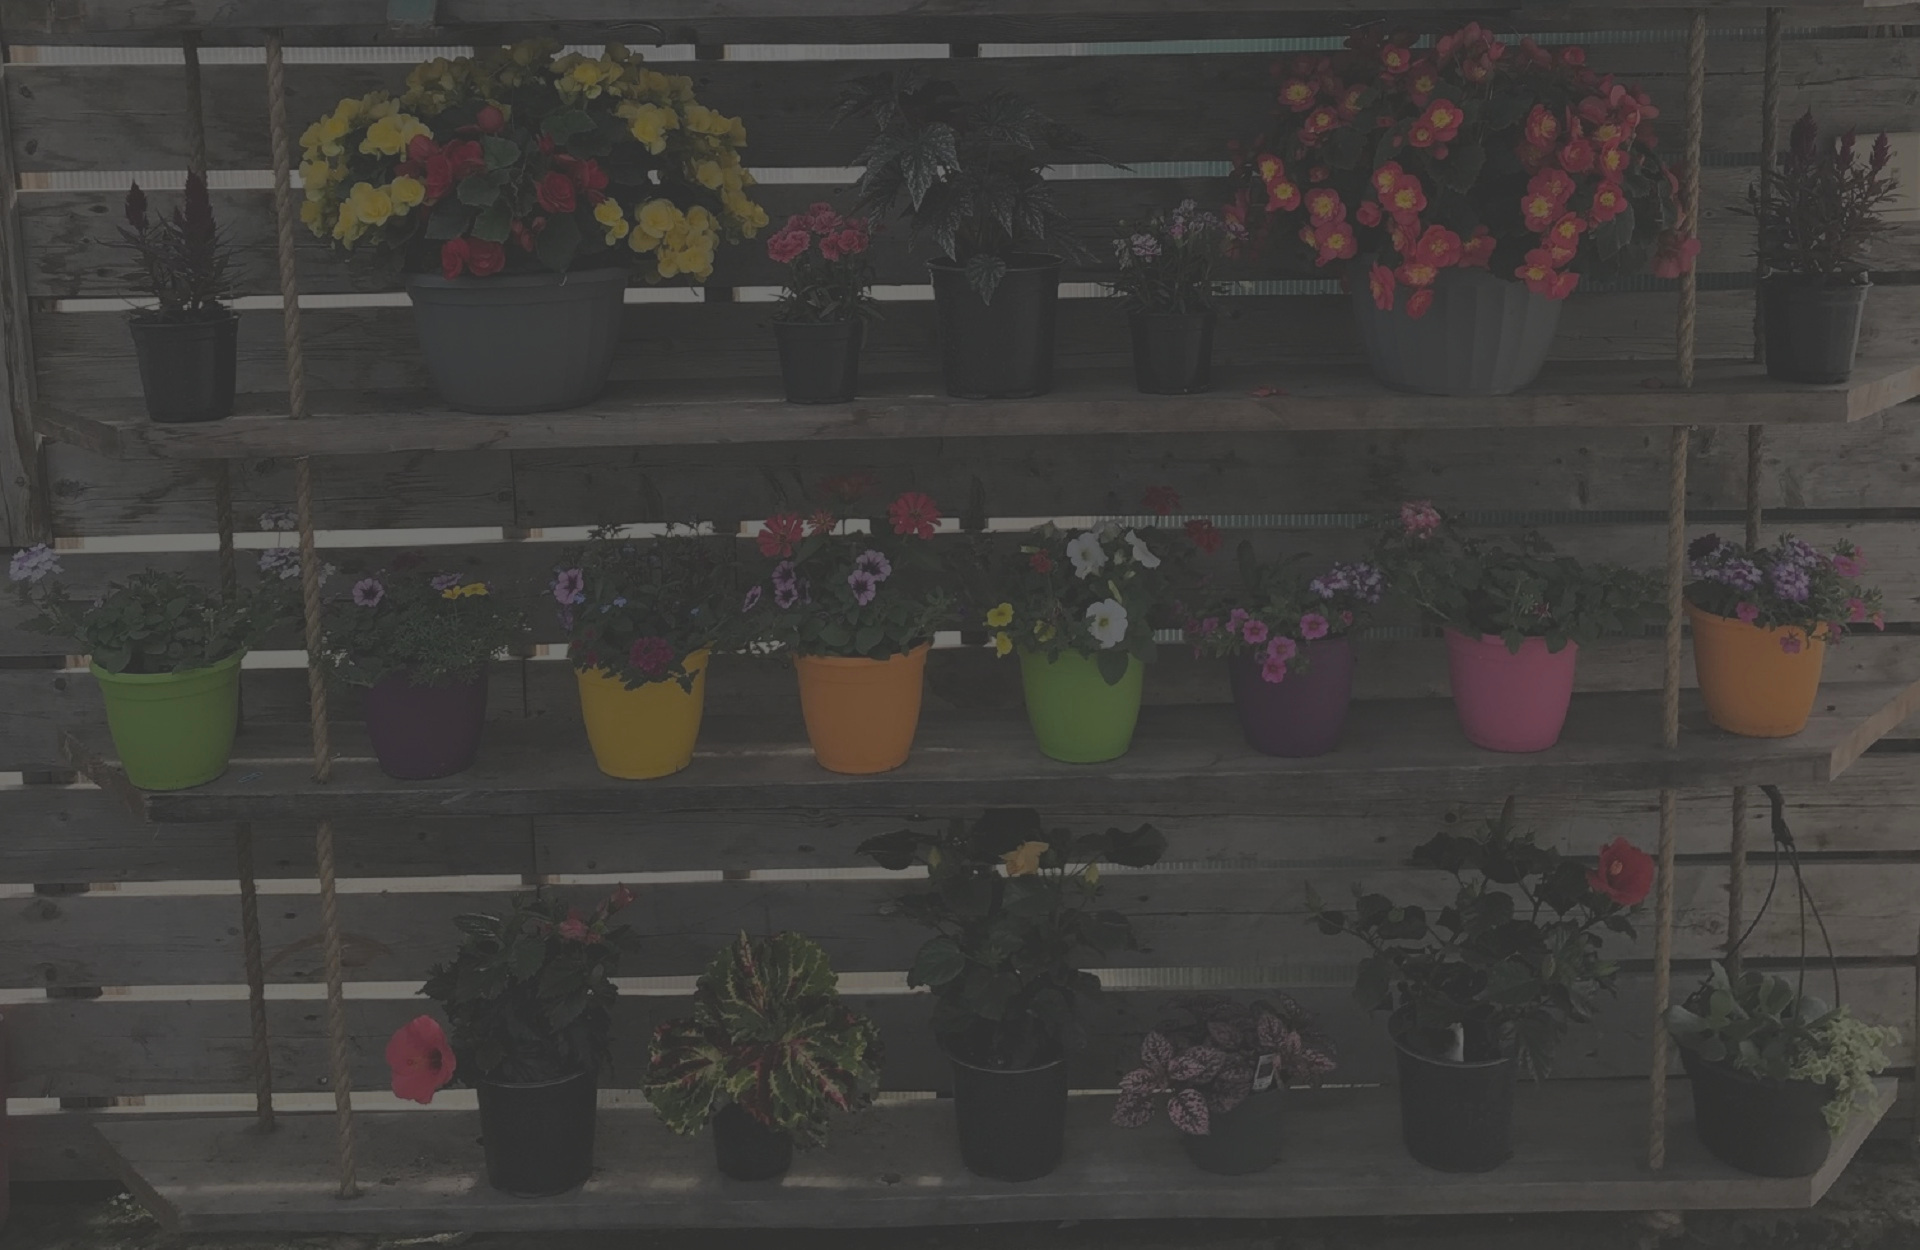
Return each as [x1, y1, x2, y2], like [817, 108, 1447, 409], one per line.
[1750, 111, 1898, 284]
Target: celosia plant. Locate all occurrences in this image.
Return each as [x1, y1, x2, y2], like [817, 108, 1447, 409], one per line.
[1751, 111, 1897, 285]
[1687, 533, 1884, 650]
[768, 203, 880, 324]
[551, 525, 738, 692]
[1113, 995, 1336, 1136]
[322, 563, 522, 687]
[1186, 543, 1386, 682]
[1108, 199, 1242, 315]
[1230, 24, 1692, 317]
[300, 41, 768, 282]
[120, 173, 235, 318]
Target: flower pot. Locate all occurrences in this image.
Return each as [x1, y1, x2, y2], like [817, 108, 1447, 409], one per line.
[129, 311, 237, 423]
[92, 651, 243, 791]
[575, 650, 710, 780]
[793, 643, 929, 774]
[946, 1046, 1068, 1182]
[362, 668, 488, 780]
[1181, 1090, 1286, 1175]
[1350, 264, 1562, 397]
[773, 319, 863, 404]
[472, 1070, 598, 1197]
[1680, 1048, 1833, 1178]
[1686, 602, 1826, 738]
[1128, 310, 1214, 395]
[928, 254, 1062, 399]
[1391, 1012, 1514, 1173]
[1018, 649, 1144, 764]
[405, 268, 627, 415]
[1762, 276, 1869, 385]
[712, 1102, 794, 1181]
[1444, 628, 1578, 753]
[1226, 639, 1354, 758]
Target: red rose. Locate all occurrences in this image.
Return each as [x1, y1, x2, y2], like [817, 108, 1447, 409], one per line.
[536, 171, 576, 214]
[1588, 837, 1654, 906]
[440, 237, 471, 280]
[466, 238, 507, 278]
[475, 104, 506, 134]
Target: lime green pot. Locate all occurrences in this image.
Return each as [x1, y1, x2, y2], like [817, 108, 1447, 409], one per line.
[1018, 649, 1144, 763]
[92, 651, 243, 790]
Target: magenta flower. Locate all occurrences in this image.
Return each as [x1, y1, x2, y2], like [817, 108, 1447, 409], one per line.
[1833, 553, 1863, 579]
[852, 549, 893, 583]
[1260, 655, 1289, 683]
[1226, 607, 1251, 633]
[1400, 500, 1442, 537]
[553, 567, 585, 606]
[352, 577, 385, 608]
[1848, 596, 1868, 623]
[1780, 634, 1804, 655]
[847, 569, 878, 606]
[774, 582, 802, 610]
[1299, 612, 1330, 640]
[1198, 616, 1220, 636]
[742, 585, 763, 612]
[1242, 619, 1270, 645]
[629, 636, 674, 676]
[1735, 601, 1760, 624]
[1267, 636, 1299, 663]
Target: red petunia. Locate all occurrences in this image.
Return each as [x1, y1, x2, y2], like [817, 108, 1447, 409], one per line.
[1185, 518, 1223, 554]
[386, 1015, 457, 1105]
[1029, 550, 1054, 574]
[888, 492, 941, 540]
[757, 512, 806, 558]
[536, 170, 576, 214]
[1588, 837, 1655, 906]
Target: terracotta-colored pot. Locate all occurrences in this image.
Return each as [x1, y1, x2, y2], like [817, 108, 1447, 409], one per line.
[1687, 602, 1826, 738]
[793, 643, 930, 774]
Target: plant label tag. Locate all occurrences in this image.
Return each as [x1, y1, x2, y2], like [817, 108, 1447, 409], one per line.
[1253, 1053, 1278, 1091]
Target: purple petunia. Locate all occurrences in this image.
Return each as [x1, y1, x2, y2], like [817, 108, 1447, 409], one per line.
[848, 569, 878, 606]
[772, 560, 798, 592]
[352, 577, 385, 608]
[774, 582, 802, 610]
[552, 567, 585, 606]
[431, 572, 462, 592]
[742, 585, 763, 612]
[852, 549, 892, 583]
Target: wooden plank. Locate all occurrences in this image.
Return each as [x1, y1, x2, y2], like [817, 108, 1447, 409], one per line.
[0, 59, 45, 546]
[92, 1079, 1897, 1232]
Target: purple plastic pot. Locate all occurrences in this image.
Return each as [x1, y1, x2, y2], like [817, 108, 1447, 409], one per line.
[363, 669, 489, 780]
[1444, 629, 1578, 753]
[1226, 639, 1355, 757]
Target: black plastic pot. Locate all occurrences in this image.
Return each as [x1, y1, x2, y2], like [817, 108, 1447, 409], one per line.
[773, 319, 864, 404]
[1681, 1047, 1834, 1177]
[946, 1045, 1069, 1181]
[1128, 310, 1215, 395]
[1762, 275, 1869, 384]
[928, 254, 1062, 399]
[129, 311, 237, 423]
[472, 1070, 597, 1197]
[1391, 1011, 1514, 1172]
[1181, 1090, 1285, 1175]
[712, 1102, 794, 1181]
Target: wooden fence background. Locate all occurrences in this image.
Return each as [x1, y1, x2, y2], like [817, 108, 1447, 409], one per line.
[3, 18, 1920, 1183]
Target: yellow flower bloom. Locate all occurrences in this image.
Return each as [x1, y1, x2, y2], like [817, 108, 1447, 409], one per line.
[360, 112, 431, 158]
[347, 182, 394, 227]
[594, 199, 630, 244]
[1083, 863, 1100, 887]
[985, 602, 1015, 628]
[299, 158, 335, 196]
[1034, 621, 1057, 643]
[727, 116, 748, 146]
[389, 176, 426, 212]
[627, 227, 660, 254]
[693, 159, 723, 191]
[685, 205, 717, 238]
[620, 102, 679, 154]
[1001, 841, 1048, 877]
[331, 203, 366, 246]
[635, 198, 682, 239]
[992, 631, 1013, 658]
[682, 103, 733, 137]
[299, 199, 323, 230]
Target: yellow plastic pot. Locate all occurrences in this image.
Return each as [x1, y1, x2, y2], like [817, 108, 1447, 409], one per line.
[1687, 602, 1827, 738]
[575, 649, 710, 779]
[793, 643, 929, 774]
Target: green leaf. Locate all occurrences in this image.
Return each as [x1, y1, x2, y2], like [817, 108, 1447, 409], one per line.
[908, 937, 967, 988]
[470, 203, 512, 244]
[425, 200, 474, 241]
[480, 137, 522, 171]
[457, 172, 504, 208]
[534, 213, 582, 272]
[544, 109, 596, 142]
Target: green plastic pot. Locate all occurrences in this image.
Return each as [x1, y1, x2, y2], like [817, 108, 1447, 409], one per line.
[92, 651, 244, 791]
[1018, 649, 1144, 763]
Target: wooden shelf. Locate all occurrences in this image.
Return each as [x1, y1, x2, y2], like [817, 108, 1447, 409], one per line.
[37, 360, 1920, 461]
[62, 680, 1920, 824]
[95, 1079, 1895, 1233]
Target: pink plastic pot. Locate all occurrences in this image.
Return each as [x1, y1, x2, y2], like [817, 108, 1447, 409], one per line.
[1444, 628, 1578, 753]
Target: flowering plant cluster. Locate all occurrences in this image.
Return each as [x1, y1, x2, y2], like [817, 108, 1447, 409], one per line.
[1108, 199, 1242, 316]
[322, 562, 521, 687]
[1186, 543, 1386, 683]
[8, 546, 288, 675]
[1231, 25, 1690, 317]
[1113, 995, 1336, 1136]
[768, 203, 881, 324]
[120, 173, 235, 320]
[742, 483, 952, 660]
[979, 518, 1179, 685]
[390, 885, 637, 1098]
[1687, 533, 1884, 650]
[1376, 500, 1660, 652]
[859, 810, 1166, 1070]
[1751, 111, 1897, 285]
[552, 525, 738, 691]
[1309, 800, 1653, 1077]
[300, 41, 767, 282]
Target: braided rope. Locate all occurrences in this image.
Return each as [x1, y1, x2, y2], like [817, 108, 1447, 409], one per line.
[264, 36, 309, 424]
[234, 824, 275, 1131]
[1676, 13, 1705, 391]
[1754, 9, 1783, 364]
[314, 817, 359, 1198]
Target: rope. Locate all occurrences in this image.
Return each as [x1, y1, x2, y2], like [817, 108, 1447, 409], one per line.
[1676, 12, 1705, 391]
[1754, 10, 1782, 364]
[234, 824, 275, 1131]
[264, 35, 309, 423]
[314, 817, 358, 1198]
[294, 460, 333, 779]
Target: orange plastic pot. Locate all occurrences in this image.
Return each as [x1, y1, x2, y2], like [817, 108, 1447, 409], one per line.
[793, 643, 930, 774]
[1687, 601, 1827, 738]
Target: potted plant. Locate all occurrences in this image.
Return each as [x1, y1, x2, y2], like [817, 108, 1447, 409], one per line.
[1109, 199, 1241, 394]
[299, 42, 769, 414]
[386, 886, 636, 1197]
[741, 482, 952, 774]
[1686, 533, 1884, 738]
[553, 525, 737, 780]
[859, 811, 1166, 1181]
[1112, 994, 1336, 1175]
[1309, 802, 1653, 1171]
[1668, 962, 1899, 1177]
[766, 204, 880, 404]
[320, 563, 521, 780]
[1186, 546, 1387, 758]
[9, 546, 288, 790]
[974, 507, 1181, 764]
[1232, 27, 1690, 395]
[119, 174, 239, 423]
[841, 70, 1103, 399]
[1749, 112, 1897, 384]
[1377, 501, 1659, 752]
[643, 931, 883, 1181]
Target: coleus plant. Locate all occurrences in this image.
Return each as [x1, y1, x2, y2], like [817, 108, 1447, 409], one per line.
[1112, 995, 1337, 1136]
[643, 931, 883, 1148]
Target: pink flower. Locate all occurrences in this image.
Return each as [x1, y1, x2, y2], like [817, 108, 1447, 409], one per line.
[386, 1015, 456, 1104]
[766, 228, 810, 264]
[1400, 500, 1442, 537]
[1198, 616, 1220, 635]
[553, 567, 585, 605]
[1267, 636, 1299, 663]
[1300, 612, 1330, 640]
[1848, 597, 1868, 623]
[1652, 230, 1701, 279]
[606, 883, 637, 913]
[629, 636, 674, 676]
[819, 227, 868, 262]
[1242, 619, 1270, 645]
[1833, 553, 1863, 578]
[1260, 656, 1289, 683]
[557, 907, 601, 943]
[1226, 608, 1251, 634]
[1780, 634, 1804, 655]
[1735, 601, 1760, 624]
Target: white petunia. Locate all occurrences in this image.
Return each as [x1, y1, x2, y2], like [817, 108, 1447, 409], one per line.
[1124, 530, 1161, 570]
[1086, 598, 1129, 649]
[1065, 531, 1108, 579]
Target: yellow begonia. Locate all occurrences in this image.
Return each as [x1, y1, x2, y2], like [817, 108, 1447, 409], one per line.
[299, 159, 335, 197]
[682, 104, 733, 137]
[619, 102, 679, 155]
[299, 199, 323, 229]
[627, 228, 659, 254]
[1001, 841, 1047, 877]
[727, 116, 748, 146]
[360, 113, 431, 158]
[693, 160, 723, 191]
[389, 176, 426, 212]
[594, 200, 630, 244]
[347, 182, 394, 228]
[635, 198, 683, 240]
[332, 203, 366, 246]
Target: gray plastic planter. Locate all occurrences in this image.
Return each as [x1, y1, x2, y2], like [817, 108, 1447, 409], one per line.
[405, 267, 628, 414]
[1351, 265, 1562, 396]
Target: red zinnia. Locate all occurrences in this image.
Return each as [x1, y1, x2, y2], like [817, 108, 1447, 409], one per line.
[756, 512, 805, 558]
[807, 508, 837, 536]
[1588, 837, 1655, 906]
[386, 1015, 457, 1105]
[888, 492, 941, 539]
